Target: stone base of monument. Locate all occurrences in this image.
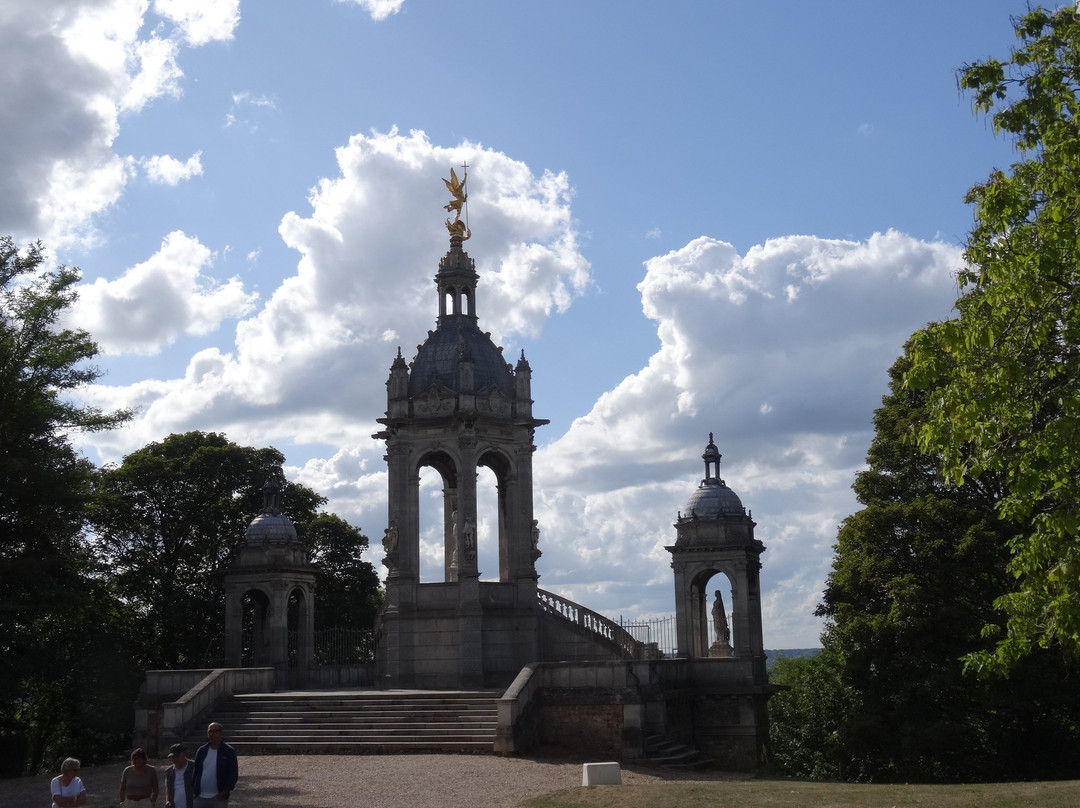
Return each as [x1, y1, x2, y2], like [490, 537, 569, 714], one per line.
[710, 641, 733, 658]
[582, 762, 622, 786]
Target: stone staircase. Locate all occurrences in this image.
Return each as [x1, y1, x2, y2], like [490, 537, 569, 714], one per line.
[184, 690, 499, 755]
[641, 733, 714, 770]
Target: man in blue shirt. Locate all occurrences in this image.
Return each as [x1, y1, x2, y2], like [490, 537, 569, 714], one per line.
[191, 723, 238, 806]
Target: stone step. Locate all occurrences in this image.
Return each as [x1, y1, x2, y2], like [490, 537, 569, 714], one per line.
[641, 734, 714, 770]
[222, 740, 496, 755]
[223, 725, 495, 736]
[188, 690, 500, 756]
[214, 715, 496, 724]
[214, 709, 496, 719]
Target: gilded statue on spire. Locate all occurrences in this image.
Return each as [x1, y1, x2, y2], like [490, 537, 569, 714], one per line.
[443, 165, 470, 241]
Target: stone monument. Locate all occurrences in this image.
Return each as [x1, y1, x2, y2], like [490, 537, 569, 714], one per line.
[373, 167, 549, 688]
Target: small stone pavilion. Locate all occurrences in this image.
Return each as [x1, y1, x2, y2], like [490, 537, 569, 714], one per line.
[223, 479, 316, 680]
[669, 434, 767, 678]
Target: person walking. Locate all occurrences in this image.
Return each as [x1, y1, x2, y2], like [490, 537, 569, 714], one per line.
[50, 758, 86, 808]
[119, 747, 159, 807]
[191, 722, 238, 806]
[164, 743, 195, 808]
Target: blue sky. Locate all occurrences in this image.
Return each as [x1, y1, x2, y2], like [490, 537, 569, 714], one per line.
[3, 0, 1038, 647]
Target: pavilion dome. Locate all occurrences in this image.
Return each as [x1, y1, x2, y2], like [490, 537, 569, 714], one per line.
[244, 480, 299, 545]
[408, 321, 513, 397]
[684, 478, 745, 518]
[681, 433, 746, 519]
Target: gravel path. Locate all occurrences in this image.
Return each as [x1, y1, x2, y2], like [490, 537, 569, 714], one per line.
[4, 753, 744, 807]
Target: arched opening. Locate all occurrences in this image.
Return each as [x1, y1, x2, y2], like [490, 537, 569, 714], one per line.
[476, 465, 499, 580]
[287, 587, 304, 667]
[240, 589, 271, 667]
[706, 571, 735, 655]
[688, 568, 735, 658]
[417, 450, 458, 583]
[478, 449, 511, 582]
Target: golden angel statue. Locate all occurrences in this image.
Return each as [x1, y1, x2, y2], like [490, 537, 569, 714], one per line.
[443, 166, 470, 240]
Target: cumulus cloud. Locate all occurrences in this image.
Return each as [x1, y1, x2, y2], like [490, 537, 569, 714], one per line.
[77, 128, 589, 460]
[334, 0, 406, 22]
[142, 152, 203, 185]
[68, 230, 257, 355]
[529, 231, 963, 646]
[0, 0, 237, 247]
[153, 0, 240, 47]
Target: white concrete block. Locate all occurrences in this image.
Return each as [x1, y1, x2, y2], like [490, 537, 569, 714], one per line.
[582, 762, 621, 786]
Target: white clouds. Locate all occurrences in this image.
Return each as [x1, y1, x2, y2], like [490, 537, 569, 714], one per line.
[334, 0, 406, 22]
[0, 0, 233, 247]
[153, 0, 240, 46]
[142, 152, 203, 185]
[78, 128, 589, 458]
[225, 92, 277, 130]
[530, 230, 963, 646]
[69, 230, 257, 355]
[68, 123, 964, 647]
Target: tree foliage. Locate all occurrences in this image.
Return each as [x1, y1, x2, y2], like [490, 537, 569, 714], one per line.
[305, 513, 382, 631]
[92, 431, 381, 669]
[800, 350, 1080, 782]
[766, 653, 852, 780]
[0, 238, 135, 774]
[906, 6, 1080, 673]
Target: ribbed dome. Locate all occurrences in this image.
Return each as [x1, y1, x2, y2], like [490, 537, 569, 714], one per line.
[681, 433, 745, 519]
[408, 321, 512, 397]
[244, 480, 298, 545]
[684, 479, 745, 518]
[245, 512, 298, 545]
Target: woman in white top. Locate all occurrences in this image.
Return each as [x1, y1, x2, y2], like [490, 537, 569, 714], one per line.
[50, 757, 87, 808]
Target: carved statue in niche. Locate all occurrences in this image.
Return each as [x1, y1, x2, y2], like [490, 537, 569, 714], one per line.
[710, 589, 733, 657]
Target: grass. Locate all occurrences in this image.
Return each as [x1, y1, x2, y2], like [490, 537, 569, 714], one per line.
[521, 778, 1080, 808]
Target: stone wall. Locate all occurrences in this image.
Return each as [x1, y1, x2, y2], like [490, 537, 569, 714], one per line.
[495, 659, 774, 771]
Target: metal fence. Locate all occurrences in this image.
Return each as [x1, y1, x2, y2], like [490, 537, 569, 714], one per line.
[312, 627, 376, 665]
[614, 614, 678, 658]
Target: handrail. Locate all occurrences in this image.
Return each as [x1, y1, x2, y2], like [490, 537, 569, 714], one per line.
[537, 588, 646, 660]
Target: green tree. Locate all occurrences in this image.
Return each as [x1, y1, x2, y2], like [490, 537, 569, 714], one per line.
[767, 653, 851, 781]
[306, 513, 382, 632]
[906, 6, 1080, 673]
[0, 237, 134, 773]
[92, 431, 380, 669]
[811, 350, 1080, 782]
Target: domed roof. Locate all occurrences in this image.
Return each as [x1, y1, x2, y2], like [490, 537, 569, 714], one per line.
[245, 512, 298, 545]
[244, 480, 298, 545]
[684, 478, 744, 518]
[682, 433, 746, 519]
[408, 321, 512, 397]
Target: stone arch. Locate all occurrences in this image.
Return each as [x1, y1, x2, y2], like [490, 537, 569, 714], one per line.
[477, 447, 514, 581]
[416, 447, 461, 582]
[687, 567, 737, 657]
[287, 586, 307, 668]
[240, 587, 272, 667]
